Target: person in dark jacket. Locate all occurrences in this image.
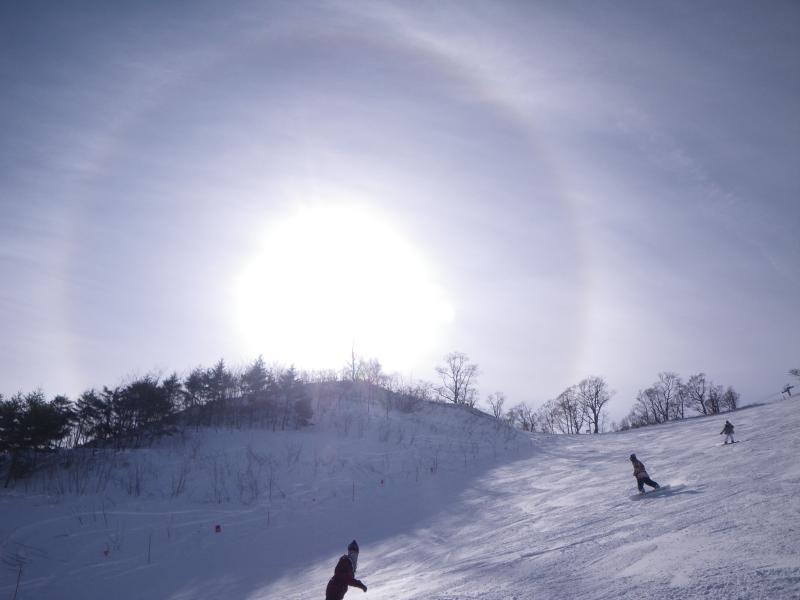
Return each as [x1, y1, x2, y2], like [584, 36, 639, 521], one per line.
[629, 454, 660, 494]
[326, 540, 367, 600]
[720, 420, 735, 444]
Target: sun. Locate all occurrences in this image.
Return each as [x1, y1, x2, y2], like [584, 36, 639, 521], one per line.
[234, 204, 454, 371]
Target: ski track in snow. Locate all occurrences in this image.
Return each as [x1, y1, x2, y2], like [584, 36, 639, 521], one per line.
[1, 395, 799, 599]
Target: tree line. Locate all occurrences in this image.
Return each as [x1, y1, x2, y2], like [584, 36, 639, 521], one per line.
[0, 357, 314, 486]
[617, 371, 739, 429]
[432, 352, 613, 434]
[2, 349, 792, 486]
[0, 350, 454, 487]
[500, 376, 613, 434]
[431, 352, 755, 435]
[505, 371, 742, 434]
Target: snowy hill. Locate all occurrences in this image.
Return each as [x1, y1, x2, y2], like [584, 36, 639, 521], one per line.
[1, 390, 799, 600]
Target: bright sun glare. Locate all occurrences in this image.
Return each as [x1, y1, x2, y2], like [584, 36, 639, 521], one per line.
[234, 204, 454, 370]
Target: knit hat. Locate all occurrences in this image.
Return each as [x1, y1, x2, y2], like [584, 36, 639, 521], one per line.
[348, 540, 359, 553]
[629, 454, 637, 461]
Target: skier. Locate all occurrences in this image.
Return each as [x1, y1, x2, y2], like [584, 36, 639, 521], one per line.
[720, 420, 735, 444]
[629, 454, 660, 494]
[325, 540, 367, 599]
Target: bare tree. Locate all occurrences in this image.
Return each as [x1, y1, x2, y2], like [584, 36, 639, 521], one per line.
[512, 403, 536, 432]
[685, 373, 709, 415]
[553, 386, 585, 434]
[487, 392, 506, 420]
[435, 352, 479, 407]
[576, 376, 612, 433]
[629, 388, 659, 426]
[707, 383, 723, 414]
[636, 372, 681, 424]
[362, 358, 386, 388]
[535, 399, 558, 434]
[344, 345, 363, 382]
[504, 404, 520, 428]
[657, 372, 681, 421]
[720, 386, 739, 412]
[674, 380, 689, 420]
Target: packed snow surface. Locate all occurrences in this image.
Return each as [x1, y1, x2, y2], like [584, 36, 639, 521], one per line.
[2, 393, 799, 599]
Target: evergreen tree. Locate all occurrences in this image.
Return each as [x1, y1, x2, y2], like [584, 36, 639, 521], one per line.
[241, 355, 268, 398]
[277, 366, 313, 429]
[183, 367, 207, 412]
[1, 391, 73, 486]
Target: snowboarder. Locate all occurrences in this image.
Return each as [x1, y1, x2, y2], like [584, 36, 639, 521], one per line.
[720, 420, 735, 444]
[629, 454, 660, 494]
[325, 540, 367, 599]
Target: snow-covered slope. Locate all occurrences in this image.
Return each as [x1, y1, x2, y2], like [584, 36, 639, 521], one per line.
[2, 392, 799, 599]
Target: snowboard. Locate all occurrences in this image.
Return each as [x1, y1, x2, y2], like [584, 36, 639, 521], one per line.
[630, 484, 671, 500]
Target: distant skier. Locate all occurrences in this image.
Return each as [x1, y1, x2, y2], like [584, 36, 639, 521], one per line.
[720, 420, 735, 444]
[326, 540, 367, 599]
[629, 454, 660, 494]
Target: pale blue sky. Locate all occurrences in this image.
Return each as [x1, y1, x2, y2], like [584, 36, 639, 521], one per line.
[1, 1, 798, 422]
